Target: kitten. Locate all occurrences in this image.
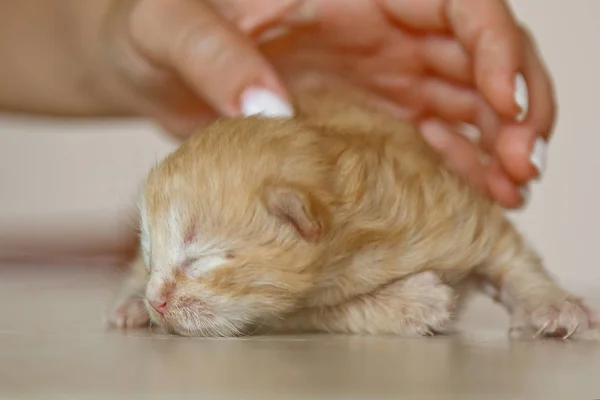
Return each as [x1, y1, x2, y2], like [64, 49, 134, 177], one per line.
[107, 88, 599, 340]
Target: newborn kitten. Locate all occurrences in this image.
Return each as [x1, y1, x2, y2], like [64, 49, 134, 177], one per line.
[107, 89, 599, 340]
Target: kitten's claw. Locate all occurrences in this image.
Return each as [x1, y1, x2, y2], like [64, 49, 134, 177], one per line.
[509, 296, 598, 341]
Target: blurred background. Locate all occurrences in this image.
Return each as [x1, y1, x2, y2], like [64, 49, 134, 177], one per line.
[0, 0, 598, 293]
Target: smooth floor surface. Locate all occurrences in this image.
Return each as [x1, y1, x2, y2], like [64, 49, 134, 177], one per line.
[1, 264, 600, 400]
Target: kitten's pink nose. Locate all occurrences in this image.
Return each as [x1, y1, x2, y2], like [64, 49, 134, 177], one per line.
[149, 299, 167, 315]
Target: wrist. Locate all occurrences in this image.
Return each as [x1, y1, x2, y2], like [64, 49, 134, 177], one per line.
[64, 0, 140, 116]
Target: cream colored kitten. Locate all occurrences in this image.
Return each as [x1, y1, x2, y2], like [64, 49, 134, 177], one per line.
[107, 88, 599, 340]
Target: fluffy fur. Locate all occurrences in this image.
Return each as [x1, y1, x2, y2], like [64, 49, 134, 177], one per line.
[108, 88, 599, 340]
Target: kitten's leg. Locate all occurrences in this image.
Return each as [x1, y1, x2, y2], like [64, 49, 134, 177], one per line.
[106, 253, 150, 329]
[268, 271, 457, 336]
[477, 219, 599, 340]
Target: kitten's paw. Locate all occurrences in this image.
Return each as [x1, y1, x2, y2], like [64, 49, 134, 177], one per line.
[107, 296, 150, 329]
[388, 271, 457, 336]
[509, 296, 599, 340]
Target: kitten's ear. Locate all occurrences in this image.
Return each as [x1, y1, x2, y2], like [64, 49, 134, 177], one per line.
[262, 182, 330, 242]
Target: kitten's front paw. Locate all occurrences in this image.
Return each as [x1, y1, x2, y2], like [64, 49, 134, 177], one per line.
[107, 296, 150, 329]
[387, 271, 457, 336]
[509, 296, 599, 340]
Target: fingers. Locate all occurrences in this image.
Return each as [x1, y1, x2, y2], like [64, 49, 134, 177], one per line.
[377, 0, 451, 32]
[128, 0, 293, 117]
[419, 78, 503, 146]
[417, 75, 525, 207]
[519, 27, 557, 137]
[380, 0, 532, 119]
[420, 118, 523, 208]
[443, 0, 556, 182]
[419, 36, 472, 85]
[495, 28, 557, 183]
[419, 119, 487, 192]
[445, 0, 523, 119]
[419, 78, 479, 123]
[389, 0, 557, 197]
[485, 159, 523, 208]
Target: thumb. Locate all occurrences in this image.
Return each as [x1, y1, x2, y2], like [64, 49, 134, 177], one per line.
[130, 0, 293, 117]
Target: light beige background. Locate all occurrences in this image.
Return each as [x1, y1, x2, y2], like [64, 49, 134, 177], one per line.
[0, 1, 598, 290]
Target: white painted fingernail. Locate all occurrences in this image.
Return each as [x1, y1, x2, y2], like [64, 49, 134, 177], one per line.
[514, 73, 529, 122]
[530, 137, 548, 176]
[519, 185, 530, 202]
[240, 87, 294, 118]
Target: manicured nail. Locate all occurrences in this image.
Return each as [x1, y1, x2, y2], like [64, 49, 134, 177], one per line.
[519, 185, 530, 202]
[240, 87, 294, 118]
[514, 73, 529, 122]
[530, 137, 547, 177]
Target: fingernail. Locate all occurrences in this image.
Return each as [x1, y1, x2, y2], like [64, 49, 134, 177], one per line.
[240, 87, 294, 118]
[519, 185, 530, 202]
[514, 73, 529, 122]
[530, 137, 548, 177]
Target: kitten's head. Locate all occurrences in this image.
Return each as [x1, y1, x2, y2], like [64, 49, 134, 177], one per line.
[139, 117, 342, 337]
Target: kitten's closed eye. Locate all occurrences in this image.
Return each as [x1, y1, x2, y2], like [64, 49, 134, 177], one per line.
[182, 252, 234, 277]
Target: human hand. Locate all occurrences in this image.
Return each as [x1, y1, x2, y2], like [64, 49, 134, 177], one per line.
[100, 0, 555, 208]
[246, 0, 555, 208]
[99, 0, 293, 136]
